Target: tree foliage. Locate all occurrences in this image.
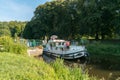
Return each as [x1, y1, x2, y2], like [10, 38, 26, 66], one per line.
[23, 0, 120, 40]
[0, 21, 27, 38]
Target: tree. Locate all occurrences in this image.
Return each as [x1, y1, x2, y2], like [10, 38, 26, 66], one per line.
[0, 21, 26, 37]
[23, 0, 120, 39]
[0, 22, 11, 37]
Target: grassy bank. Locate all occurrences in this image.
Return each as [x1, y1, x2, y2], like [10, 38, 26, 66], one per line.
[86, 42, 120, 70]
[0, 36, 27, 54]
[0, 52, 97, 80]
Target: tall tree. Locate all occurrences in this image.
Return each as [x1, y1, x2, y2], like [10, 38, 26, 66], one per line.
[23, 0, 120, 39]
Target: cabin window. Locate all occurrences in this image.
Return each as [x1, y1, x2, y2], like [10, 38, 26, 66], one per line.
[62, 42, 64, 45]
[56, 42, 58, 46]
[59, 42, 61, 45]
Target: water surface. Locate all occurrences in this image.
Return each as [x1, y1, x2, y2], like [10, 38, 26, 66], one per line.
[42, 54, 120, 80]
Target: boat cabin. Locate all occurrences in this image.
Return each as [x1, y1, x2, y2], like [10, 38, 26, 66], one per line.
[47, 39, 70, 51]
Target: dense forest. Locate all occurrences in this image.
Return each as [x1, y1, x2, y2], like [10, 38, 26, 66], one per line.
[23, 0, 120, 40]
[0, 21, 27, 38]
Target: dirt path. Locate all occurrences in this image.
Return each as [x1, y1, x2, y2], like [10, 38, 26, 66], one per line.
[27, 47, 43, 56]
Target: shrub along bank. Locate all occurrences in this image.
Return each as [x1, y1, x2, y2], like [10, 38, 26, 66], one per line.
[0, 36, 27, 54]
[86, 42, 120, 70]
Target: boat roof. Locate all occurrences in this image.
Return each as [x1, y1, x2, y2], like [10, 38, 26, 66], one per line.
[48, 39, 66, 43]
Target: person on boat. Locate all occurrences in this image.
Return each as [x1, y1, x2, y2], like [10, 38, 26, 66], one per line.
[65, 41, 70, 49]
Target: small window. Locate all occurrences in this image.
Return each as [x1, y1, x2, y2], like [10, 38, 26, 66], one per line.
[59, 42, 61, 45]
[62, 42, 64, 45]
[55, 43, 58, 46]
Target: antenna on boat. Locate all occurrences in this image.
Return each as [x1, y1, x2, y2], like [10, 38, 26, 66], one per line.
[43, 36, 47, 45]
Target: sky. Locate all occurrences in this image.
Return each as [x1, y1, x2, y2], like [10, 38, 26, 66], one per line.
[0, 0, 51, 21]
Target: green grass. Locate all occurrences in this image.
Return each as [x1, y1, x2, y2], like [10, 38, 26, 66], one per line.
[0, 52, 57, 80]
[0, 52, 97, 80]
[86, 42, 120, 69]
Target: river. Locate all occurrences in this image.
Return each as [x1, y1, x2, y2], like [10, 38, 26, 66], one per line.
[42, 54, 120, 80]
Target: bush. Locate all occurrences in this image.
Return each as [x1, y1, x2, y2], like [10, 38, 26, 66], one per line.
[0, 36, 27, 54]
[86, 42, 120, 67]
[86, 42, 120, 55]
[50, 59, 97, 80]
[80, 37, 89, 45]
[12, 43, 27, 54]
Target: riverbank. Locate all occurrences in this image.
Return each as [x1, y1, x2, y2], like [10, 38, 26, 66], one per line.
[86, 42, 120, 70]
[42, 54, 120, 80]
[0, 52, 96, 80]
[85, 42, 120, 80]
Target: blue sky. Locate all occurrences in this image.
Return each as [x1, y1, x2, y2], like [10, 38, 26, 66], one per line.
[0, 0, 51, 21]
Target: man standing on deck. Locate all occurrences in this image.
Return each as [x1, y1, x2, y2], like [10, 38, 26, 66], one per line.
[65, 41, 70, 49]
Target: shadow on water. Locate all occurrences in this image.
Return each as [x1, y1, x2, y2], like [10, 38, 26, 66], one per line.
[42, 54, 88, 65]
[41, 54, 120, 80]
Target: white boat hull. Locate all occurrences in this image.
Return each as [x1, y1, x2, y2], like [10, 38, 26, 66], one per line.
[43, 50, 88, 59]
[43, 37, 89, 60]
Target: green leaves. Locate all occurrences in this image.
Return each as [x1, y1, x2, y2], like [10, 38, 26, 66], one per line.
[0, 36, 27, 54]
[23, 0, 120, 39]
[0, 21, 26, 37]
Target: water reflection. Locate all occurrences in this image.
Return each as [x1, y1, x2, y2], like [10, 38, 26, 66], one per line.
[42, 54, 120, 80]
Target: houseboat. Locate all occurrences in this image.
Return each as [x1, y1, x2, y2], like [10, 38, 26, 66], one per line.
[43, 36, 89, 59]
